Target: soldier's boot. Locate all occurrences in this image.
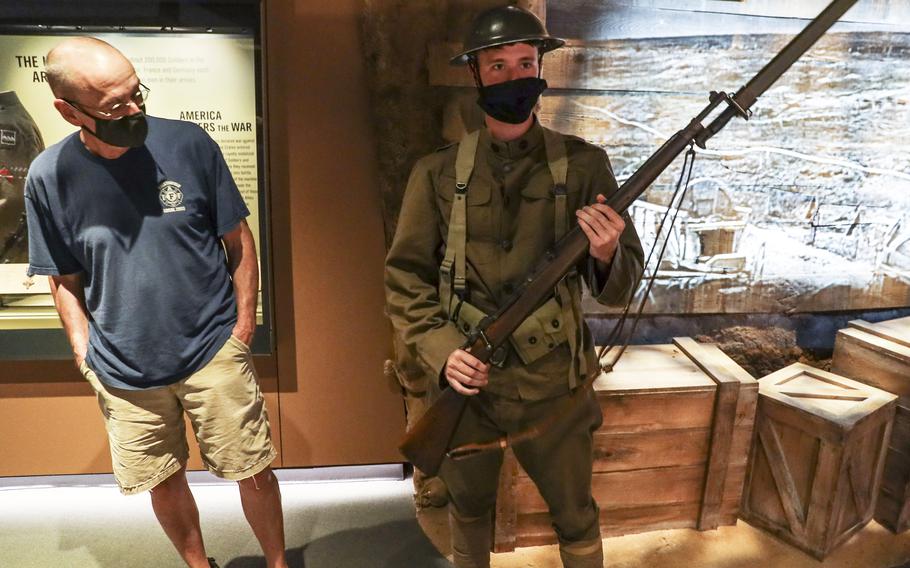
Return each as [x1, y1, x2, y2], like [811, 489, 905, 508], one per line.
[558, 538, 604, 568]
[415, 472, 449, 509]
[449, 507, 492, 568]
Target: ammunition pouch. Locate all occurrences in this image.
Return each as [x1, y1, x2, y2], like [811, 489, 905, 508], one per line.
[449, 296, 568, 367]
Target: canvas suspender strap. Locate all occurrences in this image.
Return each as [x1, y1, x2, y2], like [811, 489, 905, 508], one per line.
[542, 127, 586, 389]
[439, 130, 480, 315]
[441, 127, 587, 389]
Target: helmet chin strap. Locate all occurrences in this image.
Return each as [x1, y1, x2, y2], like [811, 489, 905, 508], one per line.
[468, 58, 484, 89]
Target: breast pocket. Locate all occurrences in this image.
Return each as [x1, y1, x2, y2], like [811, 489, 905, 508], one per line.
[436, 175, 495, 264]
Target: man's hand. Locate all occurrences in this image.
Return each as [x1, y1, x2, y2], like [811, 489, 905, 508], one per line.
[74, 345, 88, 367]
[444, 349, 491, 396]
[576, 193, 625, 265]
[231, 325, 255, 349]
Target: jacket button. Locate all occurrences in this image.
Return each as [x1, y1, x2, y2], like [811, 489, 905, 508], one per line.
[528, 336, 538, 345]
[501, 239, 512, 251]
[552, 319, 560, 328]
[503, 164, 513, 173]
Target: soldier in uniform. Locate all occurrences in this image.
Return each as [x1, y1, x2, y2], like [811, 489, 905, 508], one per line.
[385, 5, 644, 568]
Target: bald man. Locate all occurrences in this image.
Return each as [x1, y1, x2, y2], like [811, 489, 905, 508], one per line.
[24, 38, 287, 568]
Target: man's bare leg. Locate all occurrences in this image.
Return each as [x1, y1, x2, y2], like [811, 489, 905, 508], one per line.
[150, 466, 211, 568]
[238, 468, 288, 568]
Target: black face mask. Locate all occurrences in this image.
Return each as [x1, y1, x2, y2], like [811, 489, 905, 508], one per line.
[476, 77, 547, 124]
[84, 108, 148, 148]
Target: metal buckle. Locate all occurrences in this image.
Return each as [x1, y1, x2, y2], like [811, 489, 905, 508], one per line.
[490, 345, 508, 369]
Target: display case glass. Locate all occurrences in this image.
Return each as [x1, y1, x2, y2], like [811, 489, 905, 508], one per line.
[0, 0, 271, 358]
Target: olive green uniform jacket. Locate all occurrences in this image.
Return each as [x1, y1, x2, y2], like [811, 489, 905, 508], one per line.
[385, 120, 644, 401]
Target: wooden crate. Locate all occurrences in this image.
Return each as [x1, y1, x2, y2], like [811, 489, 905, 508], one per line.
[832, 317, 910, 532]
[741, 363, 896, 559]
[492, 337, 758, 552]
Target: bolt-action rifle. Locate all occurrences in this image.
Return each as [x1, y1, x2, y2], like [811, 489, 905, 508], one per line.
[400, 0, 861, 477]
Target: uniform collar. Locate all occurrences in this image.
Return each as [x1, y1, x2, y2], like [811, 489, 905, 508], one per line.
[482, 118, 544, 161]
[0, 90, 22, 110]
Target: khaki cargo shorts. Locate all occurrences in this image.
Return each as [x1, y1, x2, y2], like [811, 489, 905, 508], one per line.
[80, 335, 277, 495]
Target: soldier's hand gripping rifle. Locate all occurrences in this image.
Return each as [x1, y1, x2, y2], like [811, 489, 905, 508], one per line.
[400, 0, 861, 478]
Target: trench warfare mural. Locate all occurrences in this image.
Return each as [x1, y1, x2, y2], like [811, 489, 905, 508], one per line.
[541, 31, 910, 315]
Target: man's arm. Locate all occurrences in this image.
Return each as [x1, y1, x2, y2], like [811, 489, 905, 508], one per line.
[49, 273, 90, 367]
[222, 219, 259, 347]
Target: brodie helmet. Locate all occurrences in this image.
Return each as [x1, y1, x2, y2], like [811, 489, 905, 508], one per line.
[450, 5, 565, 66]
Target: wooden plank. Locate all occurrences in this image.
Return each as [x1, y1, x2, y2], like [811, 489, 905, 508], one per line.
[892, 406, 910, 454]
[727, 385, 759, 466]
[847, 445, 872, 521]
[698, 378, 740, 530]
[493, 448, 520, 553]
[721, 419, 758, 514]
[596, 344, 717, 392]
[550, 0, 910, 23]
[598, 389, 716, 433]
[849, 317, 910, 349]
[673, 338, 753, 387]
[432, 41, 634, 89]
[591, 427, 710, 473]
[825, 420, 892, 552]
[548, 0, 910, 42]
[805, 440, 842, 554]
[515, 502, 704, 547]
[879, 446, 910, 501]
[671, 338, 745, 530]
[513, 464, 707, 514]
[595, 370, 716, 392]
[757, 417, 807, 536]
[897, 489, 910, 534]
[759, 395, 847, 445]
[867, 420, 893, 521]
[875, 492, 908, 534]
[833, 328, 910, 403]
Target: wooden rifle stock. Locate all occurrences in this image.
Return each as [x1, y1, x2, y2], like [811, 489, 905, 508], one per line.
[398, 0, 859, 477]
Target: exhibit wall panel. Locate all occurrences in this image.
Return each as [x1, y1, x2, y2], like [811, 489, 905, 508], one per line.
[265, 0, 404, 467]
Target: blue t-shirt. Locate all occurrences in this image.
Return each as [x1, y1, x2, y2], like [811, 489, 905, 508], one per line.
[25, 116, 250, 390]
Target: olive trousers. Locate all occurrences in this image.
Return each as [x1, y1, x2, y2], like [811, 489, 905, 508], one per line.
[440, 387, 604, 567]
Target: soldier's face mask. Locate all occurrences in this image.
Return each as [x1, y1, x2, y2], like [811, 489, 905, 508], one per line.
[476, 76, 548, 124]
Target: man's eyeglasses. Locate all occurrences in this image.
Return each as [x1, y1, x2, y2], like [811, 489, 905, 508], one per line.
[65, 82, 150, 119]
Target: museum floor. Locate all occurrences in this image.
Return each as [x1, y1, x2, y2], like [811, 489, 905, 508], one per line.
[1, 467, 909, 567]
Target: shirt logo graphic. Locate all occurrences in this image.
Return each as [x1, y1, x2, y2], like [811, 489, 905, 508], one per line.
[0, 129, 16, 146]
[158, 180, 186, 213]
